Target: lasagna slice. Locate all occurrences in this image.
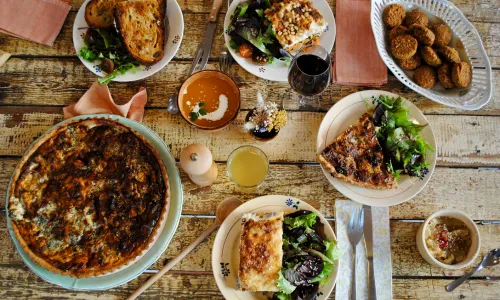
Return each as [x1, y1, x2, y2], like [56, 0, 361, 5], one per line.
[238, 212, 284, 292]
[318, 113, 397, 189]
[265, 0, 327, 53]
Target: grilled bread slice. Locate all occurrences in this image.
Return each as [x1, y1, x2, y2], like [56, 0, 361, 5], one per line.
[85, 0, 122, 29]
[115, 0, 166, 64]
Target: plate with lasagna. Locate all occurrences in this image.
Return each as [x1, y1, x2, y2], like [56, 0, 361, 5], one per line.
[5, 115, 183, 290]
[316, 90, 437, 207]
[73, 0, 184, 84]
[212, 195, 341, 300]
[224, 0, 336, 82]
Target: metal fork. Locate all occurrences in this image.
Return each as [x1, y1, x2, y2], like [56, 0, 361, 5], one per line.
[219, 0, 233, 74]
[348, 208, 365, 300]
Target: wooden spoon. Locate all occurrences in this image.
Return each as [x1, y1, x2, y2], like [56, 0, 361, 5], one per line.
[126, 197, 242, 300]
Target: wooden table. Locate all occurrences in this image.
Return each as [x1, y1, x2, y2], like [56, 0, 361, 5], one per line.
[0, 0, 499, 298]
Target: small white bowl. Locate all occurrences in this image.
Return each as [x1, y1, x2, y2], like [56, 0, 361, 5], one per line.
[416, 209, 481, 270]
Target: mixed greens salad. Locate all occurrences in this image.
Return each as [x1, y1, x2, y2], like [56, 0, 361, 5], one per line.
[273, 210, 342, 300]
[369, 96, 434, 180]
[78, 28, 138, 84]
[228, 0, 290, 65]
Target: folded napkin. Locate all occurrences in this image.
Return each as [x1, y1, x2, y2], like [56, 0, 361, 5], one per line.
[333, 0, 387, 86]
[335, 201, 392, 300]
[63, 81, 148, 122]
[0, 0, 71, 46]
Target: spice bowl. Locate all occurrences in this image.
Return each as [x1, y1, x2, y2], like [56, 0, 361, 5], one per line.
[416, 209, 480, 270]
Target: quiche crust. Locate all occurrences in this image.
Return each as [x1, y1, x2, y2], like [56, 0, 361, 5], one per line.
[8, 117, 170, 278]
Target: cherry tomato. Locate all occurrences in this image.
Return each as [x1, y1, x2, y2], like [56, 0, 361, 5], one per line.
[239, 44, 253, 58]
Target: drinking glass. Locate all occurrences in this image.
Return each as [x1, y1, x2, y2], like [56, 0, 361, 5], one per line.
[226, 145, 269, 191]
[288, 44, 331, 108]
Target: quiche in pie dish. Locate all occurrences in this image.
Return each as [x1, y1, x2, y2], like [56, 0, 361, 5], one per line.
[8, 118, 170, 278]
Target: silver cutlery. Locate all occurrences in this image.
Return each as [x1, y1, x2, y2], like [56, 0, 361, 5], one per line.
[348, 207, 364, 300]
[219, 48, 232, 74]
[446, 248, 500, 292]
[363, 205, 377, 300]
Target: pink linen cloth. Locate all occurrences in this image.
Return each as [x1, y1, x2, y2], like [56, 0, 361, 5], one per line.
[63, 81, 148, 123]
[0, 0, 71, 46]
[333, 0, 387, 86]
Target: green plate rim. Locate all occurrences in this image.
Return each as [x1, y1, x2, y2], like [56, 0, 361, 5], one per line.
[5, 114, 184, 291]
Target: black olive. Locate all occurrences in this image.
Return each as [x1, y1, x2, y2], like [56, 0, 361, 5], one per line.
[100, 58, 115, 73]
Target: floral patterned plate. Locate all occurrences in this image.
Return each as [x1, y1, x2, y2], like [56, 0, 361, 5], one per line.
[72, 0, 184, 82]
[223, 0, 336, 82]
[211, 195, 338, 299]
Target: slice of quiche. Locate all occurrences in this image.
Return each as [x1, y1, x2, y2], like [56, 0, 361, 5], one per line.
[318, 113, 397, 189]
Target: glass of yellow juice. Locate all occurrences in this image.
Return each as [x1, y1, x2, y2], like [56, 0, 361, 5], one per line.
[227, 145, 269, 189]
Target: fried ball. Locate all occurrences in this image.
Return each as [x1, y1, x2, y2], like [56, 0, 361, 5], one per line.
[410, 24, 435, 46]
[433, 23, 452, 47]
[400, 53, 421, 70]
[421, 46, 442, 67]
[438, 64, 455, 89]
[391, 34, 418, 59]
[404, 10, 429, 27]
[414, 65, 437, 88]
[389, 25, 409, 41]
[383, 4, 406, 28]
[438, 46, 461, 63]
[452, 62, 472, 88]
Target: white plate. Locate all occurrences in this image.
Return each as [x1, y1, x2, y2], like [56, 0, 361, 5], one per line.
[371, 0, 492, 110]
[73, 0, 184, 82]
[212, 195, 338, 300]
[224, 0, 336, 82]
[316, 90, 437, 207]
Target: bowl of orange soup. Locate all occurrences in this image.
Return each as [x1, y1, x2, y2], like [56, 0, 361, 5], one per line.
[178, 70, 240, 131]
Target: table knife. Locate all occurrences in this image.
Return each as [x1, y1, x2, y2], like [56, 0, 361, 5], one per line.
[189, 0, 223, 74]
[363, 205, 377, 300]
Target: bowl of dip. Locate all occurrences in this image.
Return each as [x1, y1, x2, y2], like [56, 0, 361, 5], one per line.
[417, 209, 480, 270]
[178, 70, 240, 131]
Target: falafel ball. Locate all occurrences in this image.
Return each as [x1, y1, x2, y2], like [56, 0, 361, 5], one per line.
[400, 53, 422, 70]
[421, 46, 442, 67]
[433, 23, 452, 47]
[438, 46, 461, 63]
[438, 64, 455, 89]
[414, 65, 437, 88]
[391, 34, 418, 59]
[410, 24, 435, 46]
[383, 4, 406, 28]
[389, 25, 409, 41]
[404, 10, 429, 27]
[452, 62, 472, 88]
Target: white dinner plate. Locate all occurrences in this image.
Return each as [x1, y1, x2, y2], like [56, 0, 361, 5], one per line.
[212, 195, 339, 300]
[224, 0, 336, 82]
[73, 0, 184, 82]
[316, 90, 437, 207]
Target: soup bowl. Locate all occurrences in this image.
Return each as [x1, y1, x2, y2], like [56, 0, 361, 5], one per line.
[178, 70, 240, 132]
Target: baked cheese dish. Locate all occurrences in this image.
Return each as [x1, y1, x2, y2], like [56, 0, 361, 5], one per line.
[238, 212, 284, 292]
[265, 0, 328, 53]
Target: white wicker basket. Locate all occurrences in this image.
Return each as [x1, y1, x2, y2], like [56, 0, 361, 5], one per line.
[371, 0, 492, 110]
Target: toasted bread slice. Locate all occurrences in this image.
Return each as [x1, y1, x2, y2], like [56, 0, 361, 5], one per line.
[318, 113, 397, 189]
[115, 0, 166, 64]
[85, 0, 121, 29]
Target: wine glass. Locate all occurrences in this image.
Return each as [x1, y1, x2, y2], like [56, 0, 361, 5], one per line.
[288, 44, 331, 108]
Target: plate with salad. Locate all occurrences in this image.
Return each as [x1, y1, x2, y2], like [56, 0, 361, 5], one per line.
[224, 0, 336, 82]
[316, 90, 437, 207]
[72, 0, 184, 84]
[212, 195, 341, 300]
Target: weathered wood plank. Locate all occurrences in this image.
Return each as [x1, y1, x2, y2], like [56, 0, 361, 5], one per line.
[0, 11, 499, 67]
[2, 158, 500, 219]
[0, 110, 499, 166]
[1, 58, 500, 115]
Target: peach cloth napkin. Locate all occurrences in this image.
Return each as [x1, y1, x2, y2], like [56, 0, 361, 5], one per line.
[333, 0, 387, 86]
[0, 0, 71, 46]
[63, 81, 148, 122]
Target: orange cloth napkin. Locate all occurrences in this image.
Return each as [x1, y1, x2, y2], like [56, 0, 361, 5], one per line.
[63, 81, 148, 122]
[333, 0, 387, 86]
[0, 0, 71, 46]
